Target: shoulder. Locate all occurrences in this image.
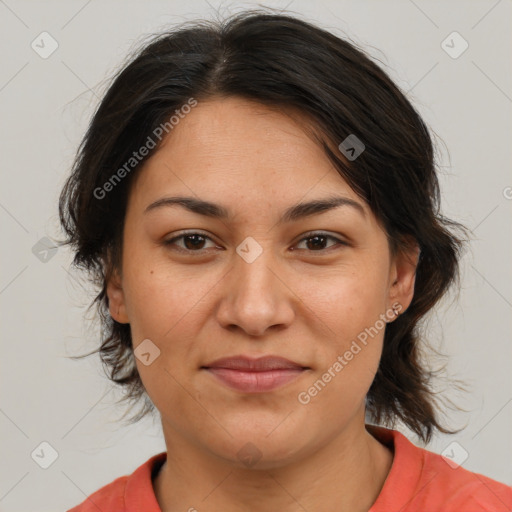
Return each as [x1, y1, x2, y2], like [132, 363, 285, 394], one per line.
[66, 452, 167, 512]
[66, 475, 127, 512]
[419, 445, 512, 510]
[367, 425, 512, 512]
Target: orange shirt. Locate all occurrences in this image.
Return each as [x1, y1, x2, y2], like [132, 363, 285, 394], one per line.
[67, 425, 512, 512]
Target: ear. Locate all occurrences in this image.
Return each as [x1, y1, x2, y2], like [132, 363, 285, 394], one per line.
[387, 239, 420, 318]
[106, 268, 130, 324]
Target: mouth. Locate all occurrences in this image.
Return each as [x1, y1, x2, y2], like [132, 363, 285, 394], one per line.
[201, 355, 310, 393]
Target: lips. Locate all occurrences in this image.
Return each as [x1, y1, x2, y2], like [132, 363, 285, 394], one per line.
[201, 355, 309, 393]
[202, 355, 308, 371]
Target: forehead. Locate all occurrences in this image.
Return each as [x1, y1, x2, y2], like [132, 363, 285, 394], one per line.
[128, 97, 367, 216]
[155, 97, 329, 170]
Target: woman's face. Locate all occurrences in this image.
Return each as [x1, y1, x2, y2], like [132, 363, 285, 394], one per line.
[108, 96, 418, 468]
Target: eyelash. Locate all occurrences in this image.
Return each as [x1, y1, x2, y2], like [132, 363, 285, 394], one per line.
[163, 231, 347, 255]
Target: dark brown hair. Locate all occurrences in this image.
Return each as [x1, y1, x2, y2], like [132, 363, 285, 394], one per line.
[58, 8, 468, 443]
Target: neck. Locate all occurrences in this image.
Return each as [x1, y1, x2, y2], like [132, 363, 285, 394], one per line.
[153, 412, 393, 512]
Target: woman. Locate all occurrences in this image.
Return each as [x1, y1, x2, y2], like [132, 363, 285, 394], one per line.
[59, 9, 512, 512]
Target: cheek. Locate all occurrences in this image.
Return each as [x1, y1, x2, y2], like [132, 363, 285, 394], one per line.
[295, 260, 389, 392]
[121, 242, 203, 336]
[297, 259, 390, 336]
[121, 252, 225, 388]
[299, 283, 386, 419]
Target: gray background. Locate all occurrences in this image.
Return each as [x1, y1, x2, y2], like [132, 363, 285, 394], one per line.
[0, 1, 511, 510]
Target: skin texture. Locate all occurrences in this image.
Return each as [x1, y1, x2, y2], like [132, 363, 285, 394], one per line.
[107, 97, 419, 512]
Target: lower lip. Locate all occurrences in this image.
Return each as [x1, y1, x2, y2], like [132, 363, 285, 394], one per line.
[204, 368, 306, 392]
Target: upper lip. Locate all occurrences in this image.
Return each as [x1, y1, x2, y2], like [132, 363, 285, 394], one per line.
[202, 355, 308, 372]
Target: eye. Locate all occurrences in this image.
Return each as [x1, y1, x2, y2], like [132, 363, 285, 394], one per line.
[294, 232, 347, 252]
[163, 231, 346, 254]
[163, 231, 219, 253]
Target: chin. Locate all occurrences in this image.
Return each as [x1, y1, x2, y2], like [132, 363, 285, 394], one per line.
[206, 430, 309, 470]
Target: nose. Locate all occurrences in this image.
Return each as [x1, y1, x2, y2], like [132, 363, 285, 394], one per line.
[215, 243, 295, 337]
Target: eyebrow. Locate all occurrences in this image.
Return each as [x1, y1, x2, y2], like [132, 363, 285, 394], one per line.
[144, 194, 366, 223]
